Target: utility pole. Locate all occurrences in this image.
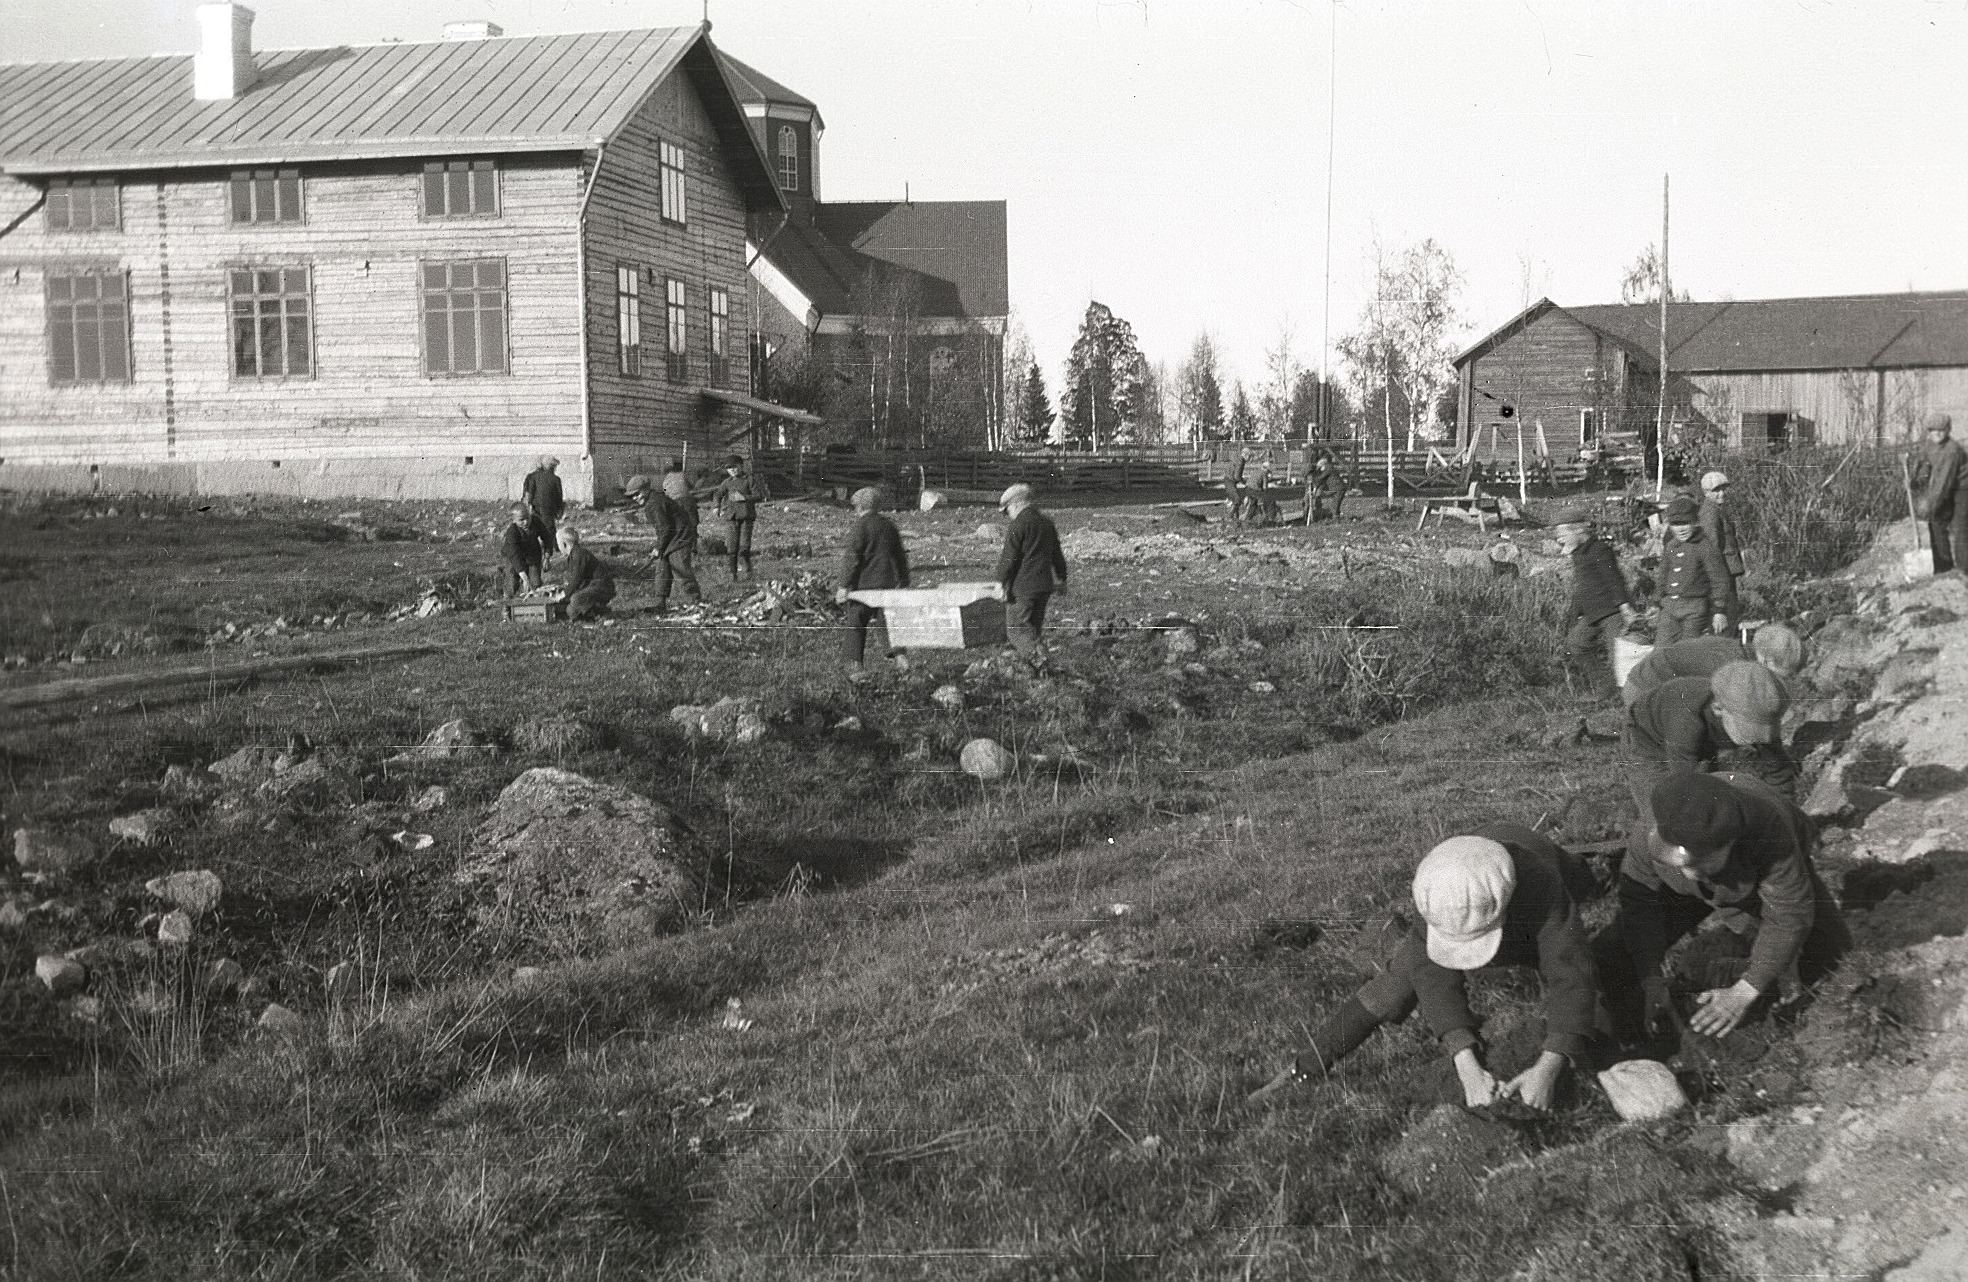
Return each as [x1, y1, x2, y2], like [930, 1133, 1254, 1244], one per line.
[1655, 174, 1669, 496]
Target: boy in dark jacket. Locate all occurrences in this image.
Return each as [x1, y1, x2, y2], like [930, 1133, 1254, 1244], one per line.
[497, 503, 544, 597]
[1253, 825, 1603, 1111]
[993, 483, 1068, 657]
[639, 472, 701, 613]
[1554, 505, 1639, 700]
[1623, 661, 1796, 855]
[556, 528, 615, 621]
[1655, 495, 1738, 646]
[710, 455, 758, 581]
[835, 487, 911, 667]
[523, 456, 565, 560]
[1622, 623, 1803, 706]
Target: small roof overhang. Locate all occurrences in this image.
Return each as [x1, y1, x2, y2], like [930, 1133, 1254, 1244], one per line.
[701, 387, 824, 427]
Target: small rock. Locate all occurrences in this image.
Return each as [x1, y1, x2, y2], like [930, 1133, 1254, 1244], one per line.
[62, 995, 103, 1024]
[0, 900, 27, 932]
[974, 523, 1006, 541]
[109, 808, 175, 846]
[512, 966, 545, 985]
[1248, 681, 1277, 694]
[960, 738, 1015, 781]
[919, 489, 948, 512]
[411, 785, 450, 813]
[415, 596, 448, 619]
[670, 697, 770, 744]
[1164, 626, 1202, 659]
[156, 909, 194, 947]
[205, 958, 244, 994]
[159, 763, 217, 799]
[257, 1003, 305, 1036]
[35, 954, 87, 996]
[931, 684, 965, 712]
[258, 755, 333, 800]
[145, 870, 223, 917]
[14, 827, 102, 876]
[208, 745, 281, 786]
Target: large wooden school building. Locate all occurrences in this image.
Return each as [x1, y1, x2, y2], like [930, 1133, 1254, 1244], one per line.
[0, 7, 824, 502]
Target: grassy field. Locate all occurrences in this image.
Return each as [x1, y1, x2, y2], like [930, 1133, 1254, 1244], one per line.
[0, 485, 1916, 1279]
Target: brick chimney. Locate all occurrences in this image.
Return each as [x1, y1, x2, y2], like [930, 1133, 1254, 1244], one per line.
[194, 3, 257, 101]
[442, 21, 504, 40]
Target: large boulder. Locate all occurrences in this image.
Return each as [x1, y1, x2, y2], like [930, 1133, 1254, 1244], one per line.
[14, 828, 101, 876]
[453, 767, 709, 954]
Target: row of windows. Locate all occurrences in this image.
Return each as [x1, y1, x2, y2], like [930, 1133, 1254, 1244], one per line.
[616, 266, 729, 384]
[42, 148, 693, 231]
[44, 262, 733, 386]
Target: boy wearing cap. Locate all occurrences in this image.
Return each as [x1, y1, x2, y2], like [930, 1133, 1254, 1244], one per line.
[710, 455, 758, 582]
[1254, 825, 1601, 1111]
[643, 473, 702, 613]
[994, 484, 1069, 657]
[1554, 507, 1640, 700]
[1912, 411, 1968, 574]
[835, 487, 911, 668]
[497, 503, 544, 597]
[556, 529, 615, 621]
[1622, 623, 1804, 707]
[1624, 661, 1797, 864]
[1612, 770, 1849, 1040]
[1697, 472, 1744, 587]
[523, 456, 565, 560]
[1654, 495, 1737, 646]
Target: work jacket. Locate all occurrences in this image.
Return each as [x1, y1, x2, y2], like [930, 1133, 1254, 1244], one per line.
[712, 472, 757, 522]
[1913, 438, 1968, 516]
[1657, 529, 1739, 620]
[1698, 498, 1744, 577]
[1401, 822, 1600, 1059]
[1618, 774, 1818, 994]
[1622, 636, 1750, 705]
[523, 468, 564, 523]
[499, 522, 543, 572]
[644, 494, 697, 555]
[1627, 676, 1797, 794]
[995, 508, 1069, 603]
[841, 513, 910, 591]
[1569, 537, 1633, 624]
[561, 547, 613, 595]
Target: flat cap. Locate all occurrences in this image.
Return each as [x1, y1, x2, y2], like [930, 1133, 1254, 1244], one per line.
[1651, 771, 1745, 854]
[1711, 660, 1788, 741]
[1750, 622, 1804, 676]
[1663, 496, 1701, 523]
[1700, 470, 1730, 492]
[623, 474, 653, 495]
[1924, 411, 1953, 433]
[999, 483, 1036, 510]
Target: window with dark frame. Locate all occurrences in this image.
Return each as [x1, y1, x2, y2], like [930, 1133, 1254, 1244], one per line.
[46, 268, 131, 384]
[46, 177, 120, 232]
[617, 265, 642, 376]
[775, 125, 798, 192]
[229, 169, 303, 224]
[422, 259, 509, 376]
[708, 286, 730, 386]
[665, 277, 688, 383]
[659, 141, 687, 224]
[422, 160, 499, 218]
[229, 267, 313, 379]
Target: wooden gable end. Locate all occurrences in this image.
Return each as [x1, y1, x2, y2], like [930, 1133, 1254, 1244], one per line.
[1462, 309, 1639, 455]
[582, 54, 760, 492]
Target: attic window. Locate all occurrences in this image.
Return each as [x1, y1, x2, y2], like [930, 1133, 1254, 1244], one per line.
[423, 160, 499, 218]
[230, 169, 302, 225]
[659, 141, 687, 224]
[46, 177, 120, 232]
[776, 125, 798, 192]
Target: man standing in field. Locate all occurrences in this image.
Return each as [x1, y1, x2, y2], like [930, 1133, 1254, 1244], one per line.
[994, 483, 1068, 660]
[834, 487, 911, 670]
[1653, 495, 1737, 646]
[1225, 449, 1250, 526]
[1252, 826, 1602, 1111]
[1608, 770, 1849, 1041]
[1554, 505, 1640, 701]
[523, 456, 565, 561]
[496, 503, 543, 597]
[1912, 411, 1968, 574]
[1622, 623, 1804, 706]
[1697, 471, 1745, 592]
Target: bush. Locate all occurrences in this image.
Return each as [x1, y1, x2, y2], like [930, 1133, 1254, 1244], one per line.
[1683, 446, 1905, 582]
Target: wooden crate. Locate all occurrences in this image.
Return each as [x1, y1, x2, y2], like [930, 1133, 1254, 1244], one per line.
[845, 583, 1006, 649]
[501, 597, 567, 624]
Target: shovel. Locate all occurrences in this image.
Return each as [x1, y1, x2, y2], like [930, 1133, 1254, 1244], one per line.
[1902, 455, 1935, 582]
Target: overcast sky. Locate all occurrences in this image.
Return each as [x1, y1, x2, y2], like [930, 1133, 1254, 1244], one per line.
[13, 0, 1968, 395]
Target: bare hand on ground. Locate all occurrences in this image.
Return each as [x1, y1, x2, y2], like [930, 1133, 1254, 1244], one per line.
[1454, 1049, 1501, 1108]
[1501, 1052, 1568, 1111]
[1690, 979, 1760, 1037]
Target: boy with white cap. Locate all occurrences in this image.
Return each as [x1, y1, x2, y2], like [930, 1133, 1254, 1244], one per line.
[1697, 471, 1744, 589]
[993, 483, 1068, 657]
[1253, 823, 1600, 1111]
[1912, 411, 1968, 573]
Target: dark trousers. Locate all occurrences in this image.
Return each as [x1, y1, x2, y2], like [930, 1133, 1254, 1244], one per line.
[652, 547, 701, 608]
[568, 580, 615, 621]
[1654, 597, 1711, 647]
[842, 600, 895, 665]
[1007, 592, 1051, 654]
[1929, 498, 1968, 574]
[529, 512, 557, 557]
[1565, 611, 1624, 699]
[498, 563, 541, 598]
[727, 518, 755, 578]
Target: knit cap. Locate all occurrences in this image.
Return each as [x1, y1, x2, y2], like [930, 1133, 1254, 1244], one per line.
[1710, 660, 1788, 742]
[661, 472, 688, 500]
[1412, 837, 1515, 970]
[1650, 771, 1744, 855]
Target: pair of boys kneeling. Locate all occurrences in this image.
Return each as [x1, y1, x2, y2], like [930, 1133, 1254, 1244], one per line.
[1253, 768, 1846, 1110]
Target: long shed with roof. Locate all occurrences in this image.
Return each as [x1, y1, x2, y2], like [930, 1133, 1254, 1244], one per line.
[0, 5, 817, 501]
[1453, 292, 1968, 460]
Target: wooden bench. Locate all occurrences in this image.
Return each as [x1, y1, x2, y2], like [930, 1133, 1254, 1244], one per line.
[1416, 485, 1504, 532]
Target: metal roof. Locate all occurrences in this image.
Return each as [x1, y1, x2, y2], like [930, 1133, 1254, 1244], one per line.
[0, 26, 775, 178]
[1457, 292, 1968, 374]
[715, 50, 822, 127]
[758, 200, 1009, 321]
